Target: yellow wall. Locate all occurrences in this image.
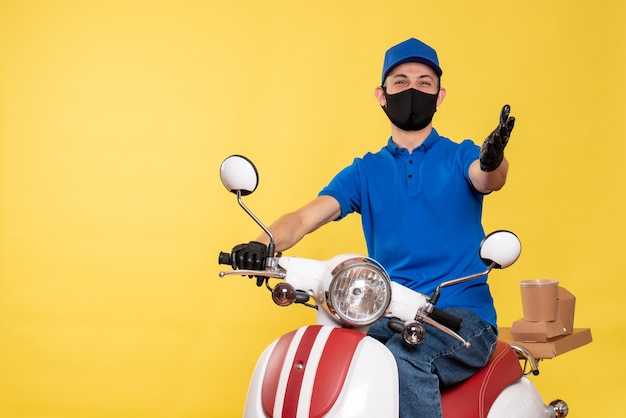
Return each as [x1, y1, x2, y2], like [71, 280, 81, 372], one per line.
[1, 1, 623, 417]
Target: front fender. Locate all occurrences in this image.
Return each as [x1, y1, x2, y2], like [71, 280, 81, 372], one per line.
[244, 325, 398, 418]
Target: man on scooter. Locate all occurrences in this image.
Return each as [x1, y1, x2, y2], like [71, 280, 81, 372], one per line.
[229, 37, 515, 418]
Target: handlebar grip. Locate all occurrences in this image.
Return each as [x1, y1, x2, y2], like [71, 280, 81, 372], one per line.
[430, 308, 463, 332]
[387, 317, 405, 334]
[218, 251, 232, 266]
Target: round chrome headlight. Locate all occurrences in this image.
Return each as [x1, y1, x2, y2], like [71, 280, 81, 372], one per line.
[326, 257, 392, 327]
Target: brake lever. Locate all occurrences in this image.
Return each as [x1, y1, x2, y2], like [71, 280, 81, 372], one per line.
[418, 315, 471, 349]
[218, 268, 286, 279]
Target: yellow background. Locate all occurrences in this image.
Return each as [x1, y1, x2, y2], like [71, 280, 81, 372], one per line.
[1, 1, 624, 417]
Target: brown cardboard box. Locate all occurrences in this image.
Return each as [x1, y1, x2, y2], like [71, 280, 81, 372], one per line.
[510, 286, 576, 342]
[556, 286, 576, 333]
[510, 318, 569, 342]
[499, 327, 592, 359]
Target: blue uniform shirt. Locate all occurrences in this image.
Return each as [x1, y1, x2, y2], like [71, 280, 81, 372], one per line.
[319, 128, 497, 328]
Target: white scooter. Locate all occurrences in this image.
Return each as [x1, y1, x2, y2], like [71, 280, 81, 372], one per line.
[217, 155, 569, 418]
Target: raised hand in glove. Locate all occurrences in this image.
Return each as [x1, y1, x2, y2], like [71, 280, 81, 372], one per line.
[479, 104, 516, 172]
[230, 241, 268, 271]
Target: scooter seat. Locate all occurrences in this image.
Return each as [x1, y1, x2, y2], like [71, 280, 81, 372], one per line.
[441, 340, 523, 418]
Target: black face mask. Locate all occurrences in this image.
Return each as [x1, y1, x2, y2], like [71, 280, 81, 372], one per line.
[382, 88, 438, 131]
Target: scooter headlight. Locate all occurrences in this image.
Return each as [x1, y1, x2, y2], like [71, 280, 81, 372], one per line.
[327, 257, 392, 327]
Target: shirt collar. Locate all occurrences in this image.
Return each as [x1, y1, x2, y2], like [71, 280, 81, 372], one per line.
[387, 128, 441, 155]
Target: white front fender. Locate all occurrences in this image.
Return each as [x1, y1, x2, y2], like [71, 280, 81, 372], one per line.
[244, 325, 399, 418]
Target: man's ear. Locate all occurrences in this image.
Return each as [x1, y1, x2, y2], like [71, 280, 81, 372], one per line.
[437, 87, 447, 106]
[374, 86, 386, 106]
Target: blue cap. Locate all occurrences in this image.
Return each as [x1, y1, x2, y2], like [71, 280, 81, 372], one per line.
[381, 38, 442, 84]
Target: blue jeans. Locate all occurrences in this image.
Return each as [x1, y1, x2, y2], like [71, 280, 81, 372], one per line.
[368, 308, 498, 418]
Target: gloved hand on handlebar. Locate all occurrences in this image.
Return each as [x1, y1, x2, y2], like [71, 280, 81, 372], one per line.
[230, 241, 268, 271]
[479, 104, 516, 172]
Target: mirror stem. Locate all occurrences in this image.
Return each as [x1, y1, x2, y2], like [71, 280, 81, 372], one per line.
[237, 190, 276, 256]
[429, 264, 494, 305]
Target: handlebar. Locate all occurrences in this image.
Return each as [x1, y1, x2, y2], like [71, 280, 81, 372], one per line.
[388, 307, 463, 337]
[218, 251, 286, 283]
[218, 251, 232, 266]
[221, 247, 465, 343]
[430, 308, 463, 332]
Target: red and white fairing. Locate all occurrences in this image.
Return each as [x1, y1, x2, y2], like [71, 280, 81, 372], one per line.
[244, 325, 398, 418]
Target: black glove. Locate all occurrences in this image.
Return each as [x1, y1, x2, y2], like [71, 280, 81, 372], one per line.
[230, 241, 268, 271]
[479, 104, 516, 172]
